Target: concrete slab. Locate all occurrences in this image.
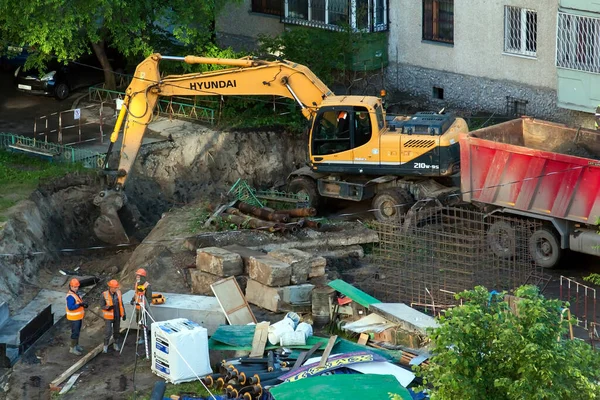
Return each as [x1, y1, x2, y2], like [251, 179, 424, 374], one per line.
[13, 289, 67, 322]
[369, 303, 439, 335]
[122, 290, 225, 336]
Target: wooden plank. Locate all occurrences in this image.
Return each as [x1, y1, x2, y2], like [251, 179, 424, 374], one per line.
[318, 335, 337, 367]
[292, 341, 322, 371]
[211, 276, 257, 325]
[49, 339, 113, 390]
[58, 373, 80, 394]
[357, 333, 369, 345]
[249, 321, 270, 358]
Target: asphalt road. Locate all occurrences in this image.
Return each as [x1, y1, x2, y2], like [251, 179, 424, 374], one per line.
[0, 70, 82, 136]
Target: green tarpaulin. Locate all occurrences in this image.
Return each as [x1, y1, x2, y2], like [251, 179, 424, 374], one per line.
[328, 279, 381, 308]
[209, 325, 336, 351]
[269, 373, 412, 400]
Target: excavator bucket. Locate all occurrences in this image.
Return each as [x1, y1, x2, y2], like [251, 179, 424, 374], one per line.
[93, 190, 129, 245]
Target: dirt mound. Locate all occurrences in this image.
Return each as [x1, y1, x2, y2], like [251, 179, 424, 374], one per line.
[553, 141, 599, 160]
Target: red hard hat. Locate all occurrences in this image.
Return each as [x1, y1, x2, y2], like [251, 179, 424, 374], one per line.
[135, 268, 147, 277]
[70, 278, 80, 287]
[107, 279, 119, 288]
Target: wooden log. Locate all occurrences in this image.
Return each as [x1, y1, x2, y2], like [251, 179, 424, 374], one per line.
[49, 339, 113, 390]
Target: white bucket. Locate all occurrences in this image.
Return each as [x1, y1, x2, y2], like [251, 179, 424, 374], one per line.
[295, 322, 313, 339]
[267, 317, 295, 345]
[285, 312, 300, 329]
[280, 331, 306, 346]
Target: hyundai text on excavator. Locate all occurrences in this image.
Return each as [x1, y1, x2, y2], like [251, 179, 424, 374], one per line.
[93, 53, 467, 244]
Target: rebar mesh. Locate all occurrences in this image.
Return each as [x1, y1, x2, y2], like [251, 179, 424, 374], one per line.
[504, 6, 537, 57]
[557, 12, 600, 74]
[363, 207, 544, 311]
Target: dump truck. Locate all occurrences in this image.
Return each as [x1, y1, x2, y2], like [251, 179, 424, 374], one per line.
[459, 116, 600, 268]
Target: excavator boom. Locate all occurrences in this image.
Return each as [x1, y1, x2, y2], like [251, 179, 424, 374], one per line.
[94, 53, 335, 244]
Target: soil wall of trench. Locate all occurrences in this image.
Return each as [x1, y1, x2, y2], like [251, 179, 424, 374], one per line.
[0, 124, 307, 304]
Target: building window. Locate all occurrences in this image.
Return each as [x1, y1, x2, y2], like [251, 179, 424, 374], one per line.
[283, 0, 388, 32]
[557, 12, 600, 74]
[252, 0, 282, 15]
[504, 6, 537, 57]
[422, 0, 454, 44]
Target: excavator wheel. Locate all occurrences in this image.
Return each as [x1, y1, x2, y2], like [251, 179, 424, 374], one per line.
[288, 176, 320, 209]
[371, 188, 414, 223]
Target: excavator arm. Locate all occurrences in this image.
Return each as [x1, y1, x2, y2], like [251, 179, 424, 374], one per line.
[93, 53, 334, 244]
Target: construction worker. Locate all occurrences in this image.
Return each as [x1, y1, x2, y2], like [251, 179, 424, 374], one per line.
[65, 278, 88, 355]
[596, 105, 600, 130]
[101, 279, 126, 353]
[130, 268, 152, 344]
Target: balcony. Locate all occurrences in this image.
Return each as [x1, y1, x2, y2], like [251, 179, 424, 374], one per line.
[281, 0, 388, 32]
[556, 10, 600, 113]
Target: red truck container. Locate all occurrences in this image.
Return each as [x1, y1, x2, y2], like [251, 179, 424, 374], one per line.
[459, 116, 600, 268]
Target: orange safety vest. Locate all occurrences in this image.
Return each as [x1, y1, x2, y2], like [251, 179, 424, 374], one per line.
[135, 282, 149, 310]
[102, 290, 125, 320]
[65, 290, 85, 321]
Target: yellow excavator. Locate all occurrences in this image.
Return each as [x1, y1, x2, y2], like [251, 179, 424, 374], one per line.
[94, 53, 467, 244]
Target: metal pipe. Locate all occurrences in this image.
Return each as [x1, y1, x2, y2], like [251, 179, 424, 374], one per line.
[301, 219, 323, 229]
[277, 207, 317, 217]
[237, 202, 290, 222]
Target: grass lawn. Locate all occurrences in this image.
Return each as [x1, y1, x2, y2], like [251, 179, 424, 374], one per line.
[0, 149, 88, 221]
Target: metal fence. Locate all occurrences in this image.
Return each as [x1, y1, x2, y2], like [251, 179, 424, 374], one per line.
[559, 276, 597, 332]
[88, 85, 216, 125]
[0, 132, 105, 168]
[361, 207, 546, 314]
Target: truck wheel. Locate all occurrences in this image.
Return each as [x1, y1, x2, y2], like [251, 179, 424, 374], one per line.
[529, 227, 562, 268]
[288, 177, 320, 209]
[487, 220, 516, 259]
[372, 188, 414, 222]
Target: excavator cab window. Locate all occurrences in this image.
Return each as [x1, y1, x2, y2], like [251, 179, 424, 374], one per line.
[312, 107, 372, 156]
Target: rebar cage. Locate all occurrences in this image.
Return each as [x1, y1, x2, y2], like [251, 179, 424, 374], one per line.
[363, 207, 545, 312]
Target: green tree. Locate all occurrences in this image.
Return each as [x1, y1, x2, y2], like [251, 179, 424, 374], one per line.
[0, 0, 237, 89]
[417, 285, 600, 400]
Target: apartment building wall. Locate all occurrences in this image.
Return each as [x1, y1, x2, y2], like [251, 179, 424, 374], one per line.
[216, 0, 284, 51]
[386, 0, 592, 126]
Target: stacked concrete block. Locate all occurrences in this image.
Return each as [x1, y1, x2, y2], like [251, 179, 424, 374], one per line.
[245, 279, 315, 313]
[191, 247, 243, 295]
[248, 255, 291, 287]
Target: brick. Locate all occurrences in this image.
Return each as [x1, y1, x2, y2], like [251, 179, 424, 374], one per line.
[196, 247, 243, 277]
[245, 279, 315, 312]
[248, 255, 291, 286]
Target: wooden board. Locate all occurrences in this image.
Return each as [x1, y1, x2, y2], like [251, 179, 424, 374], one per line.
[210, 276, 256, 325]
[249, 321, 270, 358]
[357, 333, 369, 345]
[58, 373, 80, 394]
[318, 335, 337, 367]
[49, 339, 113, 390]
[291, 341, 322, 371]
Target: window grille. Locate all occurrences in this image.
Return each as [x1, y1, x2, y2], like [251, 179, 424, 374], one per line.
[504, 6, 537, 57]
[422, 0, 454, 44]
[252, 0, 282, 16]
[506, 96, 528, 117]
[556, 12, 600, 74]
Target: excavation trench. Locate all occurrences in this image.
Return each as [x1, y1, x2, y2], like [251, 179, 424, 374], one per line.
[0, 122, 307, 305]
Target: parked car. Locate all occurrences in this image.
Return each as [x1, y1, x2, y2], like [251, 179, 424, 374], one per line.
[14, 52, 125, 101]
[0, 45, 30, 71]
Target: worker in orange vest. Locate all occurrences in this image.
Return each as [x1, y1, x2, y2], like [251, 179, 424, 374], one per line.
[130, 268, 152, 345]
[101, 279, 126, 353]
[65, 278, 88, 356]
